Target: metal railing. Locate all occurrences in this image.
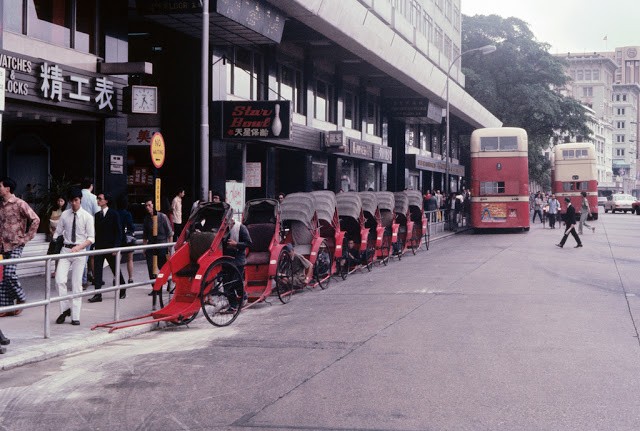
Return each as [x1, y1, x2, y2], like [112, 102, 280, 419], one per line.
[0, 242, 174, 339]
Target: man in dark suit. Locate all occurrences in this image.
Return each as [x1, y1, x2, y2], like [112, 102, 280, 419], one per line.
[556, 197, 583, 248]
[88, 193, 126, 302]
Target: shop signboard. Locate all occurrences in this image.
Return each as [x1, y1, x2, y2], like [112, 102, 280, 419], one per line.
[0, 49, 122, 116]
[137, 0, 285, 43]
[349, 140, 373, 159]
[372, 145, 392, 163]
[220, 100, 290, 139]
[386, 98, 442, 124]
[0, 68, 5, 111]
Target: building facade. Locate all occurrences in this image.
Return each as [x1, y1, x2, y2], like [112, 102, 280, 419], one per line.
[0, 0, 500, 225]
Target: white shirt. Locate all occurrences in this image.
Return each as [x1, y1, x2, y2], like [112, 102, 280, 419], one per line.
[172, 196, 182, 224]
[54, 207, 95, 245]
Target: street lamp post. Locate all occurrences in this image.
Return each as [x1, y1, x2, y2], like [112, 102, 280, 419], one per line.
[445, 44, 496, 194]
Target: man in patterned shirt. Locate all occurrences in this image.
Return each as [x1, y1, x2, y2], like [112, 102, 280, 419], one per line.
[0, 177, 40, 316]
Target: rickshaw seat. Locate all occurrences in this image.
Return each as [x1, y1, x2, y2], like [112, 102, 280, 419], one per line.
[380, 210, 394, 228]
[291, 221, 313, 256]
[246, 223, 275, 266]
[176, 230, 216, 277]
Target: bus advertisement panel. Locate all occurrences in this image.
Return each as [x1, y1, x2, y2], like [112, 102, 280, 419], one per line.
[552, 143, 598, 220]
[470, 127, 530, 230]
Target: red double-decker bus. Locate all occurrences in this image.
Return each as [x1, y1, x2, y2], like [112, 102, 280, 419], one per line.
[552, 143, 598, 220]
[470, 127, 530, 230]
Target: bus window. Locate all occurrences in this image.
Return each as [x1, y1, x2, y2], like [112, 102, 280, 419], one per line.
[480, 181, 505, 195]
[577, 149, 589, 158]
[562, 150, 575, 159]
[499, 136, 518, 151]
[575, 181, 588, 190]
[480, 137, 499, 151]
[562, 182, 575, 191]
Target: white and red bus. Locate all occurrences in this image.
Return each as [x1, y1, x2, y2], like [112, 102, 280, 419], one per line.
[470, 127, 530, 230]
[552, 143, 598, 220]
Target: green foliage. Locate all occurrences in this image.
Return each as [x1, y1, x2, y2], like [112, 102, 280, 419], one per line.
[461, 14, 591, 182]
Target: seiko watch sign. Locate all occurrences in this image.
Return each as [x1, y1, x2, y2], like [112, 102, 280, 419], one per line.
[0, 49, 122, 115]
[219, 100, 291, 139]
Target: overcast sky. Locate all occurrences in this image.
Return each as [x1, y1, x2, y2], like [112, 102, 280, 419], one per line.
[462, 0, 638, 54]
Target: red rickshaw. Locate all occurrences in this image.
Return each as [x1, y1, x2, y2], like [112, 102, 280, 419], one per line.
[274, 193, 333, 302]
[242, 198, 288, 306]
[359, 191, 386, 266]
[405, 190, 429, 253]
[336, 192, 374, 278]
[392, 191, 414, 259]
[93, 201, 244, 332]
[311, 190, 345, 277]
[374, 192, 398, 265]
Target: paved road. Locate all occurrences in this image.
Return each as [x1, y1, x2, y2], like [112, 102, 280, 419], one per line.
[1, 212, 640, 430]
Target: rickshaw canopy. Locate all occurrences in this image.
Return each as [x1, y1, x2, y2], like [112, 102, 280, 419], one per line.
[187, 201, 232, 232]
[358, 192, 378, 217]
[243, 198, 278, 225]
[406, 190, 423, 210]
[336, 192, 363, 220]
[310, 190, 337, 226]
[393, 192, 409, 215]
[280, 192, 316, 228]
[375, 191, 395, 212]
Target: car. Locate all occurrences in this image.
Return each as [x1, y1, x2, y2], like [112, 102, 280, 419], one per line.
[603, 193, 637, 213]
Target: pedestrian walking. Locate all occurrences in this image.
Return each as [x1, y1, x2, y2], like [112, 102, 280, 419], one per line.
[556, 197, 582, 249]
[53, 188, 95, 325]
[547, 194, 561, 229]
[0, 177, 40, 316]
[171, 188, 185, 241]
[142, 199, 173, 284]
[88, 193, 126, 303]
[532, 192, 543, 223]
[76, 178, 100, 286]
[116, 195, 136, 285]
[578, 191, 595, 234]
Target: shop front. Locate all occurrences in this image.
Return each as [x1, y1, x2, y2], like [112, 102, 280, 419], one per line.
[327, 136, 392, 192]
[406, 153, 465, 193]
[0, 49, 126, 229]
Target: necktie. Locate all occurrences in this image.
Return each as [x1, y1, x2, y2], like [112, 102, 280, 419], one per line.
[71, 212, 77, 243]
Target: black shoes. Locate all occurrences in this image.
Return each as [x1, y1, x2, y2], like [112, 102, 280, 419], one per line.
[575, 244, 583, 248]
[56, 309, 71, 324]
[0, 330, 10, 345]
[71, 320, 80, 326]
[119, 290, 126, 299]
[555, 244, 563, 248]
[88, 294, 102, 303]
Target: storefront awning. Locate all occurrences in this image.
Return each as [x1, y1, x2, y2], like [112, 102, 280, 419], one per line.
[136, 0, 285, 45]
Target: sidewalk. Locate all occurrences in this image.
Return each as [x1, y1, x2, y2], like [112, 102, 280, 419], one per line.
[0, 227, 460, 371]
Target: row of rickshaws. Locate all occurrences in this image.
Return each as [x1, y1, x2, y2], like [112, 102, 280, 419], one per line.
[93, 190, 430, 332]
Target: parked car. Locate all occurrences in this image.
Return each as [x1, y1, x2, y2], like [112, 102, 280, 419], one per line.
[604, 194, 637, 213]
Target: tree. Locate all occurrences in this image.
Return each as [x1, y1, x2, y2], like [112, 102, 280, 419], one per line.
[461, 14, 591, 186]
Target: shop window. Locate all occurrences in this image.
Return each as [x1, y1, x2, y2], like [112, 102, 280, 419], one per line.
[340, 159, 357, 192]
[312, 162, 328, 190]
[278, 64, 303, 113]
[359, 163, 378, 191]
[75, 0, 96, 54]
[28, 0, 72, 48]
[365, 97, 380, 136]
[344, 91, 359, 130]
[408, 174, 419, 191]
[315, 79, 334, 123]
[228, 47, 261, 100]
[3, 0, 24, 33]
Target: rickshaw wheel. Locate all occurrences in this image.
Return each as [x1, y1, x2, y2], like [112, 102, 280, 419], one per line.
[339, 257, 349, 280]
[315, 241, 332, 290]
[275, 250, 294, 304]
[199, 259, 244, 327]
[365, 248, 374, 271]
[409, 235, 419, 255]
[380, 237, 390, 266]
[395, 241, 403, 260]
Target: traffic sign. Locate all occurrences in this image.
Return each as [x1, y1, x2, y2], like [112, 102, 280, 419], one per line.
[150, 132, 166, 169]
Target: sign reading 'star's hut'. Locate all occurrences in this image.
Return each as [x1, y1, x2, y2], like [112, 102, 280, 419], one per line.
[220, 100, 291, 140]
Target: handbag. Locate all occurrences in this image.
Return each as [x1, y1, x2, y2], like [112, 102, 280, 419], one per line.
[125, 234, 136, 246]
[47, 236, 64, 255]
